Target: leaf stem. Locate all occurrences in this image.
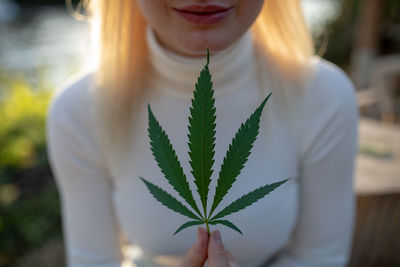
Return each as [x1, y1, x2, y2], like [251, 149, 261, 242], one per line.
[205, 219, 210, 235]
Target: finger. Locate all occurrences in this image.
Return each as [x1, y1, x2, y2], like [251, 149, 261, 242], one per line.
[225, 251, 240, 267]
[207, 230, 228, 267]
[180, 227, 209, 267]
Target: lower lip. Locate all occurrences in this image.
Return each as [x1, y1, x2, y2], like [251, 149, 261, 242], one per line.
[172, 7, 233, 24]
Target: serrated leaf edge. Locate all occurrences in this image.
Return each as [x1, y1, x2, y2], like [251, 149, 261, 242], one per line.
[209, 219, 243, 235]
[173, 221, 204, 235]
[187, 48, 216, 217]
[209, 93, 272, 217]
[147, 104, 203, 219]
[210, 178, 290, 221]
[140, 176, 202, 221]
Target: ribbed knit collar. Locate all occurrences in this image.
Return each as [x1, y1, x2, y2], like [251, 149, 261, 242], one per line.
[146, 25, 256, 98]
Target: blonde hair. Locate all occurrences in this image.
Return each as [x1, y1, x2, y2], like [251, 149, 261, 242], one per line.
[67, 0, 314, 159]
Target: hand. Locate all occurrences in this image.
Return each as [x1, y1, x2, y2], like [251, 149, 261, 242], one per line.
[180, 227, 240, 267]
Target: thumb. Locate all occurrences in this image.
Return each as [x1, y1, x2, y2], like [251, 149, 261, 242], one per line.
[207, 230, 228, 267]
[180, 227, 208, 267]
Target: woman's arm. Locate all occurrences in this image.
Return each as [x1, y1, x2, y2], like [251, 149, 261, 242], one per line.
[269, 59, 359, 267]
[46, 73, 125, 267]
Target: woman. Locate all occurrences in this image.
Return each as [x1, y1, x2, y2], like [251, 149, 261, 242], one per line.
[46, 0, 359, 266]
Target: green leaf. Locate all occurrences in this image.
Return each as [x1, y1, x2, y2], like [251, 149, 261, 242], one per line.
[140, 177, 202, 221]
[209, 219, 243, 235]
[209, 93, 272, 217]
[141, 48, 286, 236]
[187, 48, 216, 216]
[210, 179, 290, 221]
[173, 221, 204, 235]
[147, 104, 202, 218]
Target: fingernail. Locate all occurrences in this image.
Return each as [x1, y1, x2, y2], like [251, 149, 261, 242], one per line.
[195, 227, 206, 251]
[212, 230, 221, 244]
[196, 227, 202, 242]
[197, 227, 200, 237]
[199, 227, 207, 237]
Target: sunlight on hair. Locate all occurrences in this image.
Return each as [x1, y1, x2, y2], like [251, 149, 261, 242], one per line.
[252, 0, 314, 77]
[88, 12, 100, 71]
[65, 0, 99, 71]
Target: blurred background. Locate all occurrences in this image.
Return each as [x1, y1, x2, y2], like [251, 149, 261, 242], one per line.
[0, 0, 399, 266]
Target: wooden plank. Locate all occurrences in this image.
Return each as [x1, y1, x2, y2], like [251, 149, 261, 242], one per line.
[349, 194, 400, 267]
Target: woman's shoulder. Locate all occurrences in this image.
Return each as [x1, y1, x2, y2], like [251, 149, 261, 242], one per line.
[305, 56, 357, 109]
[46, 70, 107, 171]
[47, 70, 96, 123]
[298, 56, 359, 148]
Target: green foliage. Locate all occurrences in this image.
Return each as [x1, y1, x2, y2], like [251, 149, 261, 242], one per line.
[320, 0, 400, 69]
[0, 74, 61, 266]
[0, 76, 52, 182]
[0, 182, 61, 266]
[140, 49, 289, 235]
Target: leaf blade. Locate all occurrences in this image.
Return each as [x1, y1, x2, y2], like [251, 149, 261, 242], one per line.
[209, 93, 272, 217]
[210, 178, 290, 221]
[140, 177, 202, 221]
[209, 219, 243, 235]
[173, 221, 204, 235]
[187, 49, 216, 215]
[147, 104, 202, 218]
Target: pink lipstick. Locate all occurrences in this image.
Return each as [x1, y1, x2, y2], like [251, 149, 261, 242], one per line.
[172, 4, 234, 25]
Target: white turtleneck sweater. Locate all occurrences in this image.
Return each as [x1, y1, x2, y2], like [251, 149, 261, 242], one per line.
[46, 25, 359, 267]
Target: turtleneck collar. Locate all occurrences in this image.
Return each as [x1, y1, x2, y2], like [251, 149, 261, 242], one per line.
[146, 25, 256, 98]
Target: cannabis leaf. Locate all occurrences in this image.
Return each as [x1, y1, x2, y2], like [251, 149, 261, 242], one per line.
[187, 50, 216, 218]
[209, 179, 289, 221]
[139, 177, 202, 221]
[140, 48, 289, 236]
[147, 104, 203, 218]
[209, 91, 271, 218]
[174, 221, 204, 235]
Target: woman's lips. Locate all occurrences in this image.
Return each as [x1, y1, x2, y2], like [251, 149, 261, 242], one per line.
[172, 5, 234, 25]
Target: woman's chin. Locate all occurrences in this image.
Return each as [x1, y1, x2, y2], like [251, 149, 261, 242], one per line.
[154, 25, 237, 57]
[175, 37, 234, 57]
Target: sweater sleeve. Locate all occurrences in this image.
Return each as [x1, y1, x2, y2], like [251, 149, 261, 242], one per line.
[269, 59, 359, 266]
[46, 73, 125, 267]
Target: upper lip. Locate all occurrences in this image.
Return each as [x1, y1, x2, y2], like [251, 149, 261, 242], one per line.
[173, 4, 232, 13]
